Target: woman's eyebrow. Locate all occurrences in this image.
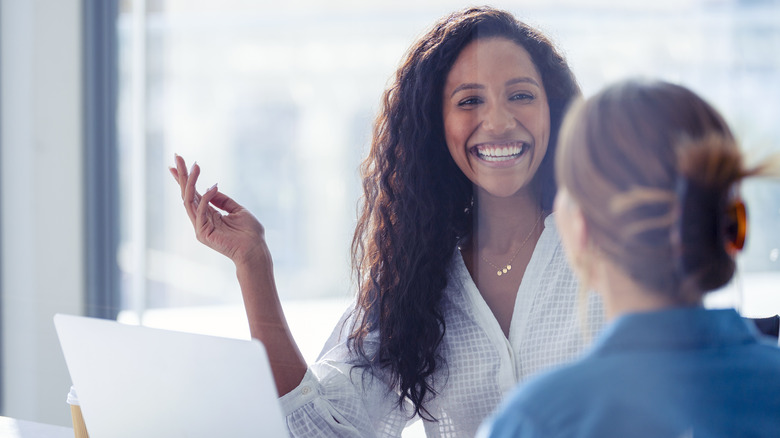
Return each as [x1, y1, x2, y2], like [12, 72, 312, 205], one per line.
[506, 77, 541, 88]
[450, 77, 541, 98]
[450, 83, 484, 98]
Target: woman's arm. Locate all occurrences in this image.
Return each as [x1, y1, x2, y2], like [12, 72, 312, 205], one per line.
[170, 154, 307, 396]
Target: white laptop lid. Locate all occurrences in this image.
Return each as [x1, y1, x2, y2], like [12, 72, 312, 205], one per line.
[54, 314, 289, 438]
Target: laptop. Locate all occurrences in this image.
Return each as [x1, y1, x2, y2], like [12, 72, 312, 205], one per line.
[54, 314, 289, 438]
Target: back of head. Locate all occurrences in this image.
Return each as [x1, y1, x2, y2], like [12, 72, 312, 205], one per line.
[556, 79, 751, 302]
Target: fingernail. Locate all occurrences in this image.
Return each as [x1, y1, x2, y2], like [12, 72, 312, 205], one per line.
[208, 183, 218, 192]
[189, 161, 197, 174]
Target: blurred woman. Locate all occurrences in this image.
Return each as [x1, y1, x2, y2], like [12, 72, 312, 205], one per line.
[480, 79, 780, 437]
[171, 7, 602, 437]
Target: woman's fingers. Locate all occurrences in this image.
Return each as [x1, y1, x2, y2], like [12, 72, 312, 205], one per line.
[174, 154, 189, 199]
[174, 153, 187, 176]
[182, 163, 202, 224]
[194, 183, 220, 242]
[172, 155, 191, 204]
[209, 189, 243, 214]
[171, 155, 219, 216]
[170, 155, 227, 248]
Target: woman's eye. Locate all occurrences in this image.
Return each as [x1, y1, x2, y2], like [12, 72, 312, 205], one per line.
[510, 92, 534, 102]
[457, 97, 483, 107]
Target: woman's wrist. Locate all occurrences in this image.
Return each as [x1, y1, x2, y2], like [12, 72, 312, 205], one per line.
[233, 241, 273, 272]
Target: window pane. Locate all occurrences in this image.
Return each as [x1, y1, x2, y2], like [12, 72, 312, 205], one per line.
[116, 0, 780, 337]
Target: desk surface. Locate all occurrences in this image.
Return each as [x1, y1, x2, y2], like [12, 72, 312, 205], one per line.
[0, 416, 73, 438]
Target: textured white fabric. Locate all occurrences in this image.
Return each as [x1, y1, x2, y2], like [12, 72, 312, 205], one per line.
[280, 214, 605, 437]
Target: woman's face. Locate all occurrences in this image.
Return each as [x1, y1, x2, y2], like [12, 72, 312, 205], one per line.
[442, 37, 550, 198]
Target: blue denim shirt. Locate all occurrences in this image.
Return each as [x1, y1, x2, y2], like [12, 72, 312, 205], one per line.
[479, 307, 780, 438]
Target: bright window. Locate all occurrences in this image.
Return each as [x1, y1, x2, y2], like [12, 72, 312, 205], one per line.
[115, 0, 780, 362]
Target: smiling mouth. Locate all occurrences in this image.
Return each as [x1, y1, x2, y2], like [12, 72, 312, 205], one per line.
[471, 141, 530, 162]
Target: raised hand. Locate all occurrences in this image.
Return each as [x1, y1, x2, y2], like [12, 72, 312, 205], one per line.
[169, 154, 269, 267]
[169, 154, 307, 395]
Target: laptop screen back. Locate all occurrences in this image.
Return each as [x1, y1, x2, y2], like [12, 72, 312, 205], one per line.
[54, 314, 289, 438]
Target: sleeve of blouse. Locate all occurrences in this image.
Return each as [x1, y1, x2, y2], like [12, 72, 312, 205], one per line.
[278, 308, 413, 438]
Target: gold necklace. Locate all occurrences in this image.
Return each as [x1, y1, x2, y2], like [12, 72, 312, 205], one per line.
[480, 211, 544, 277]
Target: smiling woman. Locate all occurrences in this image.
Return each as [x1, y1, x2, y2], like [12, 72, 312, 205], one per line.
[442, 37, 552, 333]
[442, 38, 550, 200]
[170, 6, 602, 437]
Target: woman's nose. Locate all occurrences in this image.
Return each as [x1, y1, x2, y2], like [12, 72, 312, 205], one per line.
[481, 103, 516, 134]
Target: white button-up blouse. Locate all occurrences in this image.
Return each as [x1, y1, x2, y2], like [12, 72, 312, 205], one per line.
[280, 214, 604, 437]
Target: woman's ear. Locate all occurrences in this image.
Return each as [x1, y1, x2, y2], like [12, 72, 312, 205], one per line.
[554, 189, 590, 272]
[567, 204, 591, 273]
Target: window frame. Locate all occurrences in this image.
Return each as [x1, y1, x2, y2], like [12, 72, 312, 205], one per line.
[84, 0, 121, 320]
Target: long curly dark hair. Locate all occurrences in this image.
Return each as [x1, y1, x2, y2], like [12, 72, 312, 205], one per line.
[348, 6, 580, 420]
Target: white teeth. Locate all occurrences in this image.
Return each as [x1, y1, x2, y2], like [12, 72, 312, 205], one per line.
[475, 143, 527, 161]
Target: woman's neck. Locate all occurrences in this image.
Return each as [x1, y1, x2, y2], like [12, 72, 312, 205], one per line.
[594, 261, 697, 320]
[472, 187, 542, 252]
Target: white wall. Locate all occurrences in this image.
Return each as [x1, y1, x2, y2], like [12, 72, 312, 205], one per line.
[1, 0, 85, 426]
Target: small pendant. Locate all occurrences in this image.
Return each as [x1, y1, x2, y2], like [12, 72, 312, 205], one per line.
[506, 265, 512, 272]
[502, 267, 508, 274]
[497, 270, 502, 276]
